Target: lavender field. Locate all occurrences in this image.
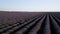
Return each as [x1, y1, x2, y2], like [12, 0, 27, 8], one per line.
[0, 11, 60, 34]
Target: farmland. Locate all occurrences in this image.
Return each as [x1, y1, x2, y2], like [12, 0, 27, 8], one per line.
[0, 11, 60, 34]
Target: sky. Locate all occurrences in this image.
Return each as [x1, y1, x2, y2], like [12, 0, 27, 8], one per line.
[0, 0, 60, 12]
